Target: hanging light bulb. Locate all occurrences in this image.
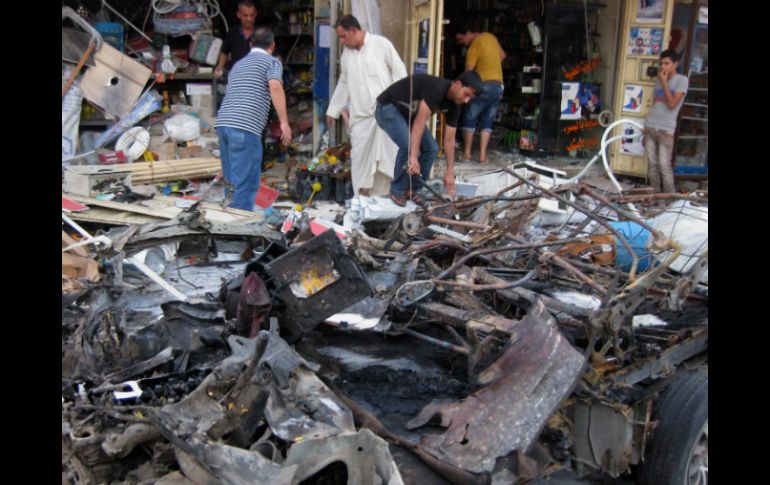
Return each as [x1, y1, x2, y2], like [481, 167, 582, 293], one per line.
[161, 45, 177, 74]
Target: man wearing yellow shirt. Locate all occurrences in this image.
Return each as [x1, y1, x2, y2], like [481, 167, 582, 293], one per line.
[455, 21, 506, 163]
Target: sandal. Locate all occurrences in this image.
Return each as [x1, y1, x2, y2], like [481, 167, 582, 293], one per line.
[389, 193, 407, 207]
[409, 192, 425, 205]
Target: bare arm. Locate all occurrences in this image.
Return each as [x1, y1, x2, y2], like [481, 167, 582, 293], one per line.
[659, 73, 686, 109]
[268, 79, 292, 146]
[215, 52, 228, 78]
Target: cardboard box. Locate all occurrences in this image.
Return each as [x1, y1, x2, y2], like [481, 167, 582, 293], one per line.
[62, 253, 100, 282]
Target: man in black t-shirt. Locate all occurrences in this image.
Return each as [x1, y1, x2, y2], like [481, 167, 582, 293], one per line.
[215, 0, 261, 78]
[375, 72, 482, 203]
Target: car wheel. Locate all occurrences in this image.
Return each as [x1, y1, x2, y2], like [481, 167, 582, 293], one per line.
[638, 367, 708, 485]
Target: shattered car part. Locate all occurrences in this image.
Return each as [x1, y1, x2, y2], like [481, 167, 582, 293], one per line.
[264, 230, 373, 338]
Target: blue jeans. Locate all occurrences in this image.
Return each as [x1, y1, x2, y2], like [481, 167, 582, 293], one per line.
[216, 126, 263, 211]
[461, 81, 504, 133]
[375, 102, 438, 197]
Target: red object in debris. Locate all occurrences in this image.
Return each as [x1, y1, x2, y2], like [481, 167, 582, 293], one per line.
[236, 271, 272, 338]
[255, 184, 280, 208]
[62, 196, 88, 212]
[309, 220, 347, 240]
[182, 195, 200, 201]
[98, 150, 127, 165]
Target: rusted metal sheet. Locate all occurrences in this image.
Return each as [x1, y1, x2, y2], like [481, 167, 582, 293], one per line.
[406, 299, 587, 474]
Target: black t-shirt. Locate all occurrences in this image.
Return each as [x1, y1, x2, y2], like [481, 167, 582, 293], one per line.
[222, 26, 258, 69]
[377, 74, 462, 128]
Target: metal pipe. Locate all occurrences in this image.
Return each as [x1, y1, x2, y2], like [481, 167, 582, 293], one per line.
[402, 328, 469, 354]
[426, 216, 492, 230]
[434, 270, 537, 292]
[437, 237, 587, 280]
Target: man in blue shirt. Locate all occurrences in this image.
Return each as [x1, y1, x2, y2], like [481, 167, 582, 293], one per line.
[215, 27, 292, 211]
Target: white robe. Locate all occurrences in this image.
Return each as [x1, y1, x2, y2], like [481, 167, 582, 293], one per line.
[327, 32, 407, 196]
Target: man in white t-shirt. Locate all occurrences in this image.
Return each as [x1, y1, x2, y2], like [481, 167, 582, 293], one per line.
[643, 49, 689, 194]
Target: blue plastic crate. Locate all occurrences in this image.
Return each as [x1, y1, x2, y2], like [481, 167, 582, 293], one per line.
[95, 22, 124, 52]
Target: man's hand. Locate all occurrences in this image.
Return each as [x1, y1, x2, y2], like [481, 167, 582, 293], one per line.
[443, 174, 456, 196]
[657, 69, 668, 85]
[214, 66, 225, 79]
[280, 122, 292, 146]
[407, 156, 421, 176]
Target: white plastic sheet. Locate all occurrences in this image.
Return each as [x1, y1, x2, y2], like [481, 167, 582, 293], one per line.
[648, 199, 708, 283]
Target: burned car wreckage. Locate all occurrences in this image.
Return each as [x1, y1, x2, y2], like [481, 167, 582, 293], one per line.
[62, 166, 707, 484]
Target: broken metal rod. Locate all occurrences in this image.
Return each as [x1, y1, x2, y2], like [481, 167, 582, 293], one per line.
[401, 328, 470, 354]
[437, 238, 586, 280]
[501, 167, 641, 276]
[426, 216, 492, 230]
[541, 252, 607, 294]
[577, 184, 662, 238]
[434, 269, 536, 292]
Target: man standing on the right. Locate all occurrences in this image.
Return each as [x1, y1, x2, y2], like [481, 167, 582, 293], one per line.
[454, 20, 506, 164]
[643, 49, 688, 194]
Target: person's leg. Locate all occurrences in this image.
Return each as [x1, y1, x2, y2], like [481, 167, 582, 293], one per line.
[461, 92, 486, 160]
[643, 129, 662, 193]
[477, 82, 504, 163]
[657, 132, 676, 193]
[462, 130, 474, 160]
[375, 102, 411, 197]
[226, 128, 263, 210]
[417, 128, 439, 188]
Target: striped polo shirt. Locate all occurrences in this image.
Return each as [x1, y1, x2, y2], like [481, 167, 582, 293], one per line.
[215, 48, 283, 137]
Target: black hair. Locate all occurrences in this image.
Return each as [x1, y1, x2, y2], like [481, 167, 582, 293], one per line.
[455, 70, 483, 94]
[238, 0, 256, 9]
[335, 15, 362, 31]
[251, 27, 275, 48]
[452, 18, 473, 36]
[660, 49, 680, 62]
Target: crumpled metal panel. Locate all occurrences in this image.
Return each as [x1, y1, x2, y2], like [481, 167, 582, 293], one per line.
[284, 428, 404, 485]
[407, 299, 587, 474]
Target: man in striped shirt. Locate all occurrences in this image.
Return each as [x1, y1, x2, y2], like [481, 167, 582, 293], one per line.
[215, 27, 292, 211]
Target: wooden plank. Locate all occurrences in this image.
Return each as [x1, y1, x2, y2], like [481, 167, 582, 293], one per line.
[65, 194, 179, 219]
[68, 207, 164, 225]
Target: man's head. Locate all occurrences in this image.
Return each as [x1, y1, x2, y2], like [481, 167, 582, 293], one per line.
[251, 27, 275, 52]
[659, 49, 680, 76]
[236, 0, 258, 30]
[453, 20, 476, 46]
[334, 15, 365, 50]
[448, 71, 483, 104]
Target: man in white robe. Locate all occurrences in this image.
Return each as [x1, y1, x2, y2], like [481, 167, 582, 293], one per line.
[326, 15, 406, 196]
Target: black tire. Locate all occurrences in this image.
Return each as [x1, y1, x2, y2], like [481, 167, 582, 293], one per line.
[638, 367, 708, 485]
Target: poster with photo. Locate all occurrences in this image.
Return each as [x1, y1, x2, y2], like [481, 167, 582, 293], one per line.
[560, 82, 581, 120]
[627, 27, 664, 56]
[636, 0, 665, 23]
[620, 125, 646, 156]
[622, 84, 644, 113]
